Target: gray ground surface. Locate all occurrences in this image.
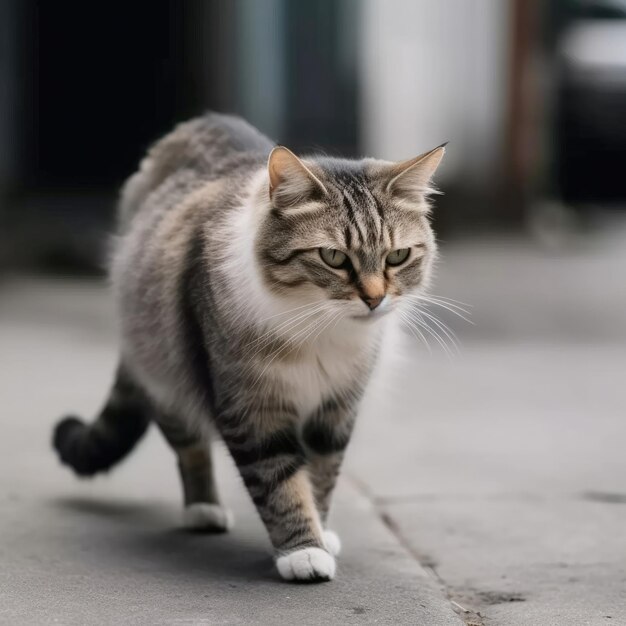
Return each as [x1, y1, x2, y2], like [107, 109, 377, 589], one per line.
[349, 224, 626, 625]
[1, 221, 625, 625]
[0, 278, 460, 625]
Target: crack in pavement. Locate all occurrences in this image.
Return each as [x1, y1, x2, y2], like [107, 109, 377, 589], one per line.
[345, 472, 479, 624]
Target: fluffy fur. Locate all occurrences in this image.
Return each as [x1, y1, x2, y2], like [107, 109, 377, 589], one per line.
[53, 112, 445, 582]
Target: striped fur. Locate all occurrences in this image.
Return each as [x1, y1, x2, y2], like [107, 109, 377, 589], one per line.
[53, 365, 151, 476]
[52, 112, 445, 581]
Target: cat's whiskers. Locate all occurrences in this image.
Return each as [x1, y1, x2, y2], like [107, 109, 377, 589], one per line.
[410, 313, 454, 358]
[257, 299, 328, 324]
[405, 293, 470, 312]
[242, 301, 331, 357]
[250, 308, 340, 392]
[254, 308, 332, 369]
[401, 306, 457, 357]
[244, 314, 326, 363]
[423, 294, 472, 308]
[396, 289, 473, 356]
[418, 310, 460, 354]
[397, 309, 433, 354]
[294, 308, 345, 361]
[248, 301, 329, 343]
[403, 293, 473, 324]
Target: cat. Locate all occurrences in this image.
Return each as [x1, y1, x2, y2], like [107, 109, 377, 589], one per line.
[53, 112, 445, 582]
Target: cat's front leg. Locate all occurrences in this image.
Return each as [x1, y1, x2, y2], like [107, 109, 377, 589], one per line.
[219, 412, 335, 582]
[302, 398, 358, 557]
[307, 453, 344, 557]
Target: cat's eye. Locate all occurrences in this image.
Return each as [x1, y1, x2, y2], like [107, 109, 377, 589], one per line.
[319, 248, 347, 268]
[386, 248, 411, 266]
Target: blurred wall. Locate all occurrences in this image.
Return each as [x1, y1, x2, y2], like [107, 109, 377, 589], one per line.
[199, 0, 359, 155]
[360, 0, 512, 186]
[233, 0, 286, 140]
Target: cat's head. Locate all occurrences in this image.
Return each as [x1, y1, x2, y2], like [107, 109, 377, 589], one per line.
[255, 145, 445, 321]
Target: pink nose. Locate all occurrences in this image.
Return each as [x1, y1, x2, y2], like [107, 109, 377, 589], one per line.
[361, 295, 384, 310]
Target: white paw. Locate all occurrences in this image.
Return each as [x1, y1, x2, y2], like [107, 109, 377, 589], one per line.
[183, 503, 234, 532]
[276, 547, 336, 582]
[323, 530, 341, 557]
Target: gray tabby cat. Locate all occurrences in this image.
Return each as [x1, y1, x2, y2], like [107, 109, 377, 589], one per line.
[53, 112, 445, 582]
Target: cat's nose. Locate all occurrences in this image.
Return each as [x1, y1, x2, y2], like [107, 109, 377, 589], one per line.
[360, 295, 384, 310]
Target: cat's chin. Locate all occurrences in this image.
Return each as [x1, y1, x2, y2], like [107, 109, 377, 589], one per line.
[350, 308, 391, 322]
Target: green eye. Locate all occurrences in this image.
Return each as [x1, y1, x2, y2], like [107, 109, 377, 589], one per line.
[319, 248, 347, 268]
[386, 248, 411, 266]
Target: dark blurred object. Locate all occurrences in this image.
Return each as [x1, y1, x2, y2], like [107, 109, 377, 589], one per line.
[555, 0, 626, 205]
[1, 0, 200, 273]
[0, 0, 358, 274]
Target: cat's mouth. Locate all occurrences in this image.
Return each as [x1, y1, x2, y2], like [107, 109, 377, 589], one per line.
[350, 308, 391, 322]
[349, 295, 393, 321]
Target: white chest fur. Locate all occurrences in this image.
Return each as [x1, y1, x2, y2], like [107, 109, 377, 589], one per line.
[270, 321, 379, 418]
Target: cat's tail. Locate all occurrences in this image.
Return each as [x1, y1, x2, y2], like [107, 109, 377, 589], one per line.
[52, 365, 151, 477]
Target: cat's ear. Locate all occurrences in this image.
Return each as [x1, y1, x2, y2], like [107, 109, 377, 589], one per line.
[268, 146, 327, 209]
[385, 143, 447, 201]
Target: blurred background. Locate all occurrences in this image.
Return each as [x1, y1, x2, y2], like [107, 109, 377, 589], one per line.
[1, 1, 625, 623]
[2, 0, 626, 269]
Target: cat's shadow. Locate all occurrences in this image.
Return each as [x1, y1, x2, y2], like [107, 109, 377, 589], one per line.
[52, 496, 279, 584]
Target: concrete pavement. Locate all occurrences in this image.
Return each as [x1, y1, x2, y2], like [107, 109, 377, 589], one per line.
[348, 223, 626, 625]
[0, 277, 460, 625]
[2, 220, 625, 624]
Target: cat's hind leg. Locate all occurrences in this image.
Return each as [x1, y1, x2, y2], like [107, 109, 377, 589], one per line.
[156, 417, 233, 533]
